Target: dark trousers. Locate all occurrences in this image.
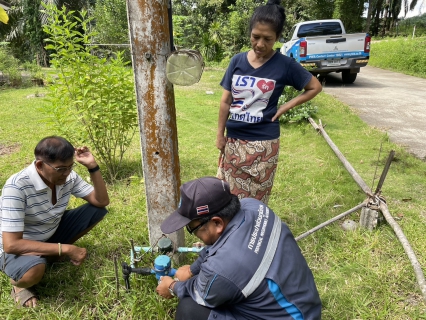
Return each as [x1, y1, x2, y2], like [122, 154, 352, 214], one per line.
[176, 297, 212, 320]
[1, 204, 107, 282]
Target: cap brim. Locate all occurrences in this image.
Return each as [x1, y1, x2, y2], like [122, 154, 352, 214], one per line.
[161, 209, 191, 234]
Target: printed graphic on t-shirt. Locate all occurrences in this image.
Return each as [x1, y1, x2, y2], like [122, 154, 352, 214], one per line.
[230, 75, 276, 123]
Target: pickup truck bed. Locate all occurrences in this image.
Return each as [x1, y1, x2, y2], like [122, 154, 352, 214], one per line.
[281, 20, 370, 84]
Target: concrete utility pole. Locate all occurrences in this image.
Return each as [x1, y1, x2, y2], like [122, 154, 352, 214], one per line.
[126, 0, 183, 247]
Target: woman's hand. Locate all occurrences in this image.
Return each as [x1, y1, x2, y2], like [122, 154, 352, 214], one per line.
[217, 90, 232, 151]
[272, 103, 292, 122]
[216, 135, 227, 152]
[272, 75, 322, 122]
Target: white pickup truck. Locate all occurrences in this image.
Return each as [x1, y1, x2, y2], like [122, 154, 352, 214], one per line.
[280, 19, 370, 84]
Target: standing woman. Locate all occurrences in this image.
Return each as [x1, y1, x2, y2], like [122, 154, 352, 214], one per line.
[217, 0, 322, 204]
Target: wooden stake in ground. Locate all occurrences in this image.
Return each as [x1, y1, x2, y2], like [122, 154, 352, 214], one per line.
[113, 254, 119, 299]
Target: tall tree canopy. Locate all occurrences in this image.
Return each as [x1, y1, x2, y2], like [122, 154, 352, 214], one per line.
[1, 0, 424, 64]
[1, 0, 92, 64]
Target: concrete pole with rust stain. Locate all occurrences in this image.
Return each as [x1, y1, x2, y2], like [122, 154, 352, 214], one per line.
[126, 0, 183, 247]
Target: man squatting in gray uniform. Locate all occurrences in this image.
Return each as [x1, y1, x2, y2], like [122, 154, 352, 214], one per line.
[0, 136, 109, 307]
[156, 176, 321, 319]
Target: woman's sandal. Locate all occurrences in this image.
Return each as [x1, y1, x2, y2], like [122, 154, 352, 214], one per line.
[10, 286, 37, 307]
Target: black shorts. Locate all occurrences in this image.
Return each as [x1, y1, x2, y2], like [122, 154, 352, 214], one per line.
[1, 203, 107, 282]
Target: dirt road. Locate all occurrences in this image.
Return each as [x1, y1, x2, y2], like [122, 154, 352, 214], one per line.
[321, 65, 426, 160]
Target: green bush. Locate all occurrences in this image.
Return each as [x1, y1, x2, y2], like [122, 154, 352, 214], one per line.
[42, 4, 138, 181]
[22, 61, 44, 81]
[0, 46, 19, 72]
[205, 56, 231, 69]
[278, 86, 318, 124]
[0, 46, 25, 87]
[90, 0, 131, 63]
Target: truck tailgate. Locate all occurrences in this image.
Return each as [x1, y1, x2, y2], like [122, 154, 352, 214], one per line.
[305, 33, 367, 59]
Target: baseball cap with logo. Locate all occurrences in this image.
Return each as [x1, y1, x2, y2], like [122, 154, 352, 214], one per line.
[161, 177, 232, 234]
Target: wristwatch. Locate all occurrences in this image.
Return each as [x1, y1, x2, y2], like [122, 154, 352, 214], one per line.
[168, 281, 176, 297]
[88, 165, 100, 173]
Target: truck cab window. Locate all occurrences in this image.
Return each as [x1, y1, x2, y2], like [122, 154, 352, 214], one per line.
[297, 22, 342, 37]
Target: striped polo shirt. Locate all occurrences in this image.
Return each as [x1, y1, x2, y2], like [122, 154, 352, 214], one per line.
[0, 162, 94, 255]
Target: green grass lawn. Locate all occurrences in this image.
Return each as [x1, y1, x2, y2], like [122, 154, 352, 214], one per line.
[1, 68, 426, 319]
[369, 36, 426, 79]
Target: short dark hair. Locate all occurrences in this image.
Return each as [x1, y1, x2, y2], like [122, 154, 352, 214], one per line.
[197, 195, 241, 224]
[34, 136, 75, 163]
[249, 0, 286, 38]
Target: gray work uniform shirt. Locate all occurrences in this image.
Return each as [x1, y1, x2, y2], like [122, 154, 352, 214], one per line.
[174, 198, 322, 319]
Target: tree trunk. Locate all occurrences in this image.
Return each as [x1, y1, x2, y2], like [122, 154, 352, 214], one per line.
[365, 0, 375, 33]
[381, 0, 391, 36]
[372, 0, 384, 36]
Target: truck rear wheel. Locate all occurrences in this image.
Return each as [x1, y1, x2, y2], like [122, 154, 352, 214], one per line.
[342, 71, 357, 84]
[317, 74, 327, 83]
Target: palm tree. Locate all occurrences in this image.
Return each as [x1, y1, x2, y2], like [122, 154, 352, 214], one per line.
[365, 0, 422, 36]
[401, 0, 423, 17]
[381, 0, 424, 36]
[1, 0, 91, 65]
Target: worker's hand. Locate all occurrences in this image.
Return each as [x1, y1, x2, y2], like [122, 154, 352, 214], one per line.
[75, 146, 97, 169]
[156, 276, 175, 299]
[63, 244, 87, 266]
[174, 265, 193, 281]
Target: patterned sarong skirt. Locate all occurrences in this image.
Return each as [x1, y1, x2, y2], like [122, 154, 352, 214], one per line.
[217, 138, 280, 204]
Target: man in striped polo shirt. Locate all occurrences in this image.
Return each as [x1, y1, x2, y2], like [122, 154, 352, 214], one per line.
[0, 136, 110, 307]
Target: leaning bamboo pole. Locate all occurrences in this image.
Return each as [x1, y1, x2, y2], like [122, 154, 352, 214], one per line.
[379, 200, 426, 302]
[307, 117, 426, 303]
[308, 118, 373, 197]
[295, 201, 367, 241]
[374, 150, 395, 194]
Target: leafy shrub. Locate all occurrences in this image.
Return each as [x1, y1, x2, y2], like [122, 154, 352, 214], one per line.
[22, 61, 43, 79]
[0, 45, 19, 72]
[395, 14, 426, 37]
[90, 0, 131, 63]
[0, 45, 25, 87]
[200, 21, 224, 62]
[205, 56, 231, 69]
[42, 4, 138, 181]
[278, 86, 318, 124]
